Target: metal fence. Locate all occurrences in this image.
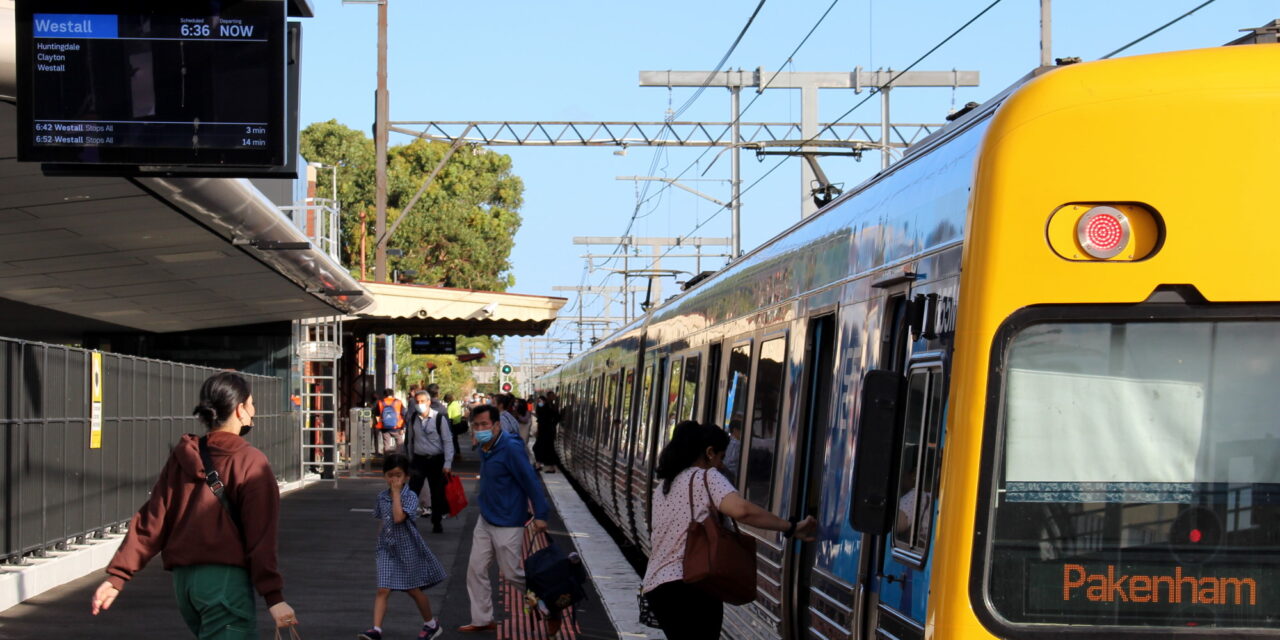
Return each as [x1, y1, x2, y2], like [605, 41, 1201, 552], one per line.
[0, 337, 298, 562]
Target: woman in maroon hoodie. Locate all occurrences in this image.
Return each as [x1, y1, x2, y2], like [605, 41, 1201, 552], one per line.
[91, 372, 298, 637]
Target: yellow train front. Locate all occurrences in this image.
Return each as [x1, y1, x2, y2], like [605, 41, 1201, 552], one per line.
[939, 43, 1280, 637]
[538, 42, 1280, 640]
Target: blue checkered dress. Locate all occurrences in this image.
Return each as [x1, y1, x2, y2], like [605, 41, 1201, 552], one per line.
[374, 487, 447, 590]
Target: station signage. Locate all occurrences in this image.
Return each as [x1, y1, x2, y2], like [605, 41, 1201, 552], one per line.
[411, 336, 457, 355]
[15, 0, 287, 168]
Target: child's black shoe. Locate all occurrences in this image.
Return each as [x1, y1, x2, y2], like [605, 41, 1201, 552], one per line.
[419, 620, 443, 640]
[358, 628, 382, 640]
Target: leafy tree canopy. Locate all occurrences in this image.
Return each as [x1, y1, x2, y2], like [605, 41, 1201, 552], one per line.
[300, 120, 523, 291]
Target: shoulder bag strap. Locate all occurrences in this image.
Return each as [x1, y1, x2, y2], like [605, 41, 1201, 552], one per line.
[199, 436, 243, 533]
[702, 468, 742, 533]
[687, 470, 698, 522]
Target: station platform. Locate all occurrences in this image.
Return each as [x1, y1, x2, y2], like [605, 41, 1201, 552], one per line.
[0, 457, 658, 640]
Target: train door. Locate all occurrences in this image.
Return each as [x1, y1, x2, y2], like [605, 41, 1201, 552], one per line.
[612, 367, 635, 537]
[872, 360, 944, 639]
[857, 294, 944, 640]
[631, 360, 657, 548]
[597, 372, 618, 506]
[783, 313, 838, 640]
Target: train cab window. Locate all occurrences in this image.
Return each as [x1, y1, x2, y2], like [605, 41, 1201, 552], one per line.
[680, 355, 701, 422]
[744, 337, 786, 508]
[893, 364, 944, 558]
[986, 316, 1280, 630]
[665, 357, 684, 436]
[722, 343, 752, 483]
[604, 372, 620, 450]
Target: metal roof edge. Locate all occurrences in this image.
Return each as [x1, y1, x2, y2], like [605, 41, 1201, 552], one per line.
[134, 176, 373, 315]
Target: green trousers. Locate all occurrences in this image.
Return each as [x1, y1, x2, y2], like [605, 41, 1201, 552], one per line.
[172, 564, 257, 639]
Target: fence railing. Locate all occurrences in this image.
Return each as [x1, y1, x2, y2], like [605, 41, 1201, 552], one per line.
[1, 337, 298, 563]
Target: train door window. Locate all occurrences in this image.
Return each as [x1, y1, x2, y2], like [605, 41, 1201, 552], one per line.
[744, 337, 786, 508]
[722, 342, 752, 483]
[604, 372, 619, 448]
[621, 368, 635, 442]
[881, 295, 912, 372]
[703, 343, 722, 425]
[665, 357, 684, 436]
[680, 355, 701, 422]
[892, 364, 944, 559]
[636, 364, 654, 464]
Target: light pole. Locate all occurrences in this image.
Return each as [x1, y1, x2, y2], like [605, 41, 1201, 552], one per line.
[344, 0, 389, 282]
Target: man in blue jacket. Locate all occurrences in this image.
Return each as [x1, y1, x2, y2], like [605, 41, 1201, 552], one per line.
[458, 404, 550, 633]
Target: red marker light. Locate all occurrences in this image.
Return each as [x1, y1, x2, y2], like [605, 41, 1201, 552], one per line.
[1189, 528, 1203, 543]
[1076, 206, 1131, 259]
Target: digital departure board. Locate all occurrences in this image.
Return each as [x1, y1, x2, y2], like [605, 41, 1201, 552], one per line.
[16, 1, 286, 167]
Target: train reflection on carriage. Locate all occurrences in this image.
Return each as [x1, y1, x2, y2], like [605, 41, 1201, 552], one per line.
[537, 44, 1280, 640]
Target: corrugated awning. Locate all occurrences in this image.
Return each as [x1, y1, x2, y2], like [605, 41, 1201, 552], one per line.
[347, 281, 567, 337]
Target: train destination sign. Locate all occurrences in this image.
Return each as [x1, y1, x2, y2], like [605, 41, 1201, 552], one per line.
[16, 1, 286, 167]
[1023, 560, 1274, 623]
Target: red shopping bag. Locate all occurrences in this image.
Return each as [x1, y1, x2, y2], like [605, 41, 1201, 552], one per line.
[445, 475, 468, 517]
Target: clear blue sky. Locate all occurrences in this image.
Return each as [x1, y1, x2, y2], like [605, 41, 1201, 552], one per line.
[298, 0, 1276, 362]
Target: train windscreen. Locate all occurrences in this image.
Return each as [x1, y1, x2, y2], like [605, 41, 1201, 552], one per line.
[986, 319, 1280, 630]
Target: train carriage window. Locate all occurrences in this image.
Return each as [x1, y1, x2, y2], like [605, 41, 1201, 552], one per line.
[665, 357, 684, 437]
[893, 364, 944, 559]
[744, 337, 786, 508]
[680, 355, 701, 422]
[723, 343, 752, 483]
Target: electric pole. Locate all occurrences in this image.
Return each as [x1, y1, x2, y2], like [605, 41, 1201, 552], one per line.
[374, 1, 390, 282]
[639, 68, 979, 217]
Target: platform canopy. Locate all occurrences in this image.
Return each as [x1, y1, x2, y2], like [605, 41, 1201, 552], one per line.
[348, 281, 567, 337]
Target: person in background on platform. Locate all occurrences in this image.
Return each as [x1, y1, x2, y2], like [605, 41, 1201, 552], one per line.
[445, 393, 465, 461]
[513, 396, 533, 456]
[457, 405, 555, 636]
[642, 421, 817, 640]
[533, 392, 561, 474]
[406, 390, 453, 533]
[496, 394, 522, 439]
[91, 372, 298, 637]
[358, 454, 448, 640]
[376, 388, 407, 454]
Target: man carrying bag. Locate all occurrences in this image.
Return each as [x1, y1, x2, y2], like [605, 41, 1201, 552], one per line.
[406, 390, 453, 534]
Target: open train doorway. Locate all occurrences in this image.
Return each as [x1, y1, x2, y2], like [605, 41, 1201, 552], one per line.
[784, 312, 837, 640]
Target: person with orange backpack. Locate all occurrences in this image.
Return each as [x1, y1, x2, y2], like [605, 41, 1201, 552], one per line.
[376, 388, 407, 454]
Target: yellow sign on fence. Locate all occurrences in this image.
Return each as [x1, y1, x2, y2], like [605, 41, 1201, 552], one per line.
[90, 352, 103, 449]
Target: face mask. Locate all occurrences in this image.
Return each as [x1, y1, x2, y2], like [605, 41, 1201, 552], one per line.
[537, 401, 544, 407]
[418, 403, 430, 414]
[238, 404, 254, 437]
[475, 429, 495, 445]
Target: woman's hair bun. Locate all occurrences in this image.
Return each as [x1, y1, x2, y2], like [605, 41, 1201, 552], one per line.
[193, 403, 218, 425]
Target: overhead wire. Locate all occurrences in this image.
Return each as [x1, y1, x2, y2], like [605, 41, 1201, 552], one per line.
[578, 0, 777, 318]
[1100, 0, 1219, 59]
[581, 0, 843, 323]
[652, 0, 1007, 267]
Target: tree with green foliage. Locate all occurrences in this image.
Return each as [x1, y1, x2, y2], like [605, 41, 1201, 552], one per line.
[300, 120, 523, 291]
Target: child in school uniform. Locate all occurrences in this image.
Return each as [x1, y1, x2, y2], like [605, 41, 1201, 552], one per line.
[359, 454, 448, 640]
